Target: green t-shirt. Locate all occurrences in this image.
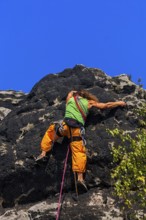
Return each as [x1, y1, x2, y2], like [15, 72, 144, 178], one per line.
[65, 96, 89, 126]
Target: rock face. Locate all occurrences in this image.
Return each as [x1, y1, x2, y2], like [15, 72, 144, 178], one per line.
[0, 90, 26, 121]
[0, 65, 145, 219]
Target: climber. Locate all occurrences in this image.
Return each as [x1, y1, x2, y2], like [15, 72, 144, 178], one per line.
[36, 90, 126, 190]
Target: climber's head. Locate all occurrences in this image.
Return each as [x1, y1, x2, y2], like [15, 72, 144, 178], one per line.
[77, 90, 99, 102]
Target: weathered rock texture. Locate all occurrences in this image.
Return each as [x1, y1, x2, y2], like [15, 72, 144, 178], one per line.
[0, 90, 26, 121]
[0, 65, 146, 219]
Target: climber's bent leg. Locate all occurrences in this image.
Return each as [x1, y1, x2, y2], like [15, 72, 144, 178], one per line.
[41, 124, 59, 152]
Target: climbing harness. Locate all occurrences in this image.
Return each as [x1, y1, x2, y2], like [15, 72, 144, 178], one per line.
[56, 144, 70, 220]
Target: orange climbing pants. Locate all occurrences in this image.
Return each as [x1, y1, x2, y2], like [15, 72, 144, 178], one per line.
[41, 121, 87, 173]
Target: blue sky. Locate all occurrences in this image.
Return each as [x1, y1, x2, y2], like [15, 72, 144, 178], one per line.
[0, 0, 146, 92]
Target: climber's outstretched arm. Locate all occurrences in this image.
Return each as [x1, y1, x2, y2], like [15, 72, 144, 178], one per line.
[88, 100, 126, 110]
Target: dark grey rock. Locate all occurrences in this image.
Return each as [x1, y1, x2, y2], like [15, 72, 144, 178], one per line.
[0, 90, 26, 121]
[0, 65, 145, 219]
